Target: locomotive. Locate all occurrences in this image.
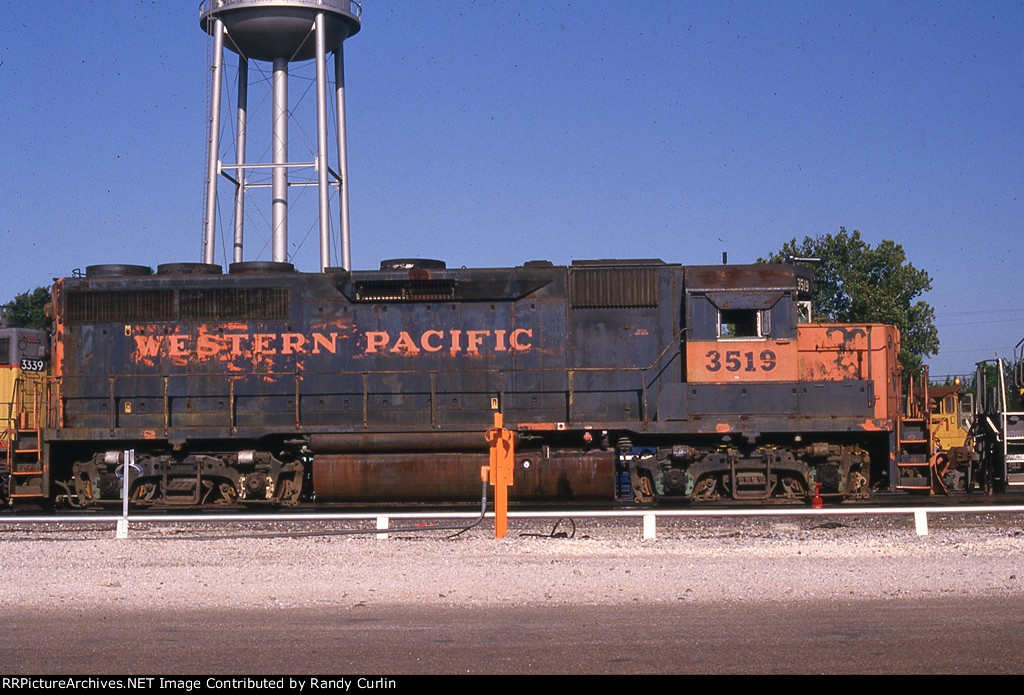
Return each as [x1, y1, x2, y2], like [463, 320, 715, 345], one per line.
[2, 256, 921, 508]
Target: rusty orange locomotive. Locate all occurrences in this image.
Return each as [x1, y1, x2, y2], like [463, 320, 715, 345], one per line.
[3, 257, 950, 508]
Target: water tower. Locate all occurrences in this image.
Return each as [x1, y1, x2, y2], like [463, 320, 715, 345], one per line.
[200, 0, 361, 271]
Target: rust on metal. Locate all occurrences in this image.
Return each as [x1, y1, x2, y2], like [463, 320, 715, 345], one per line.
[310, 431, 497, 453]
[312, 450, 615, 502]
[686, 340, 798, 383]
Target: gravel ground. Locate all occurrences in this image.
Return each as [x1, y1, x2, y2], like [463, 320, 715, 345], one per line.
[2, 512, 1022, 611]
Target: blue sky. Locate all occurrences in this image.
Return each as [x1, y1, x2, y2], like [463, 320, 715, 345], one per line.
[1, 0, 1021, 377]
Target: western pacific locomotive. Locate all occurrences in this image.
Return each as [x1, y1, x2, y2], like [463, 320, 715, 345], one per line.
[3, 256, 923, 508]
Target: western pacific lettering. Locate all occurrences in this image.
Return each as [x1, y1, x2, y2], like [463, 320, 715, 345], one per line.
[133, 332, 340, 360]
[130, 328, 532, 361]
[364, 328, 532, 355]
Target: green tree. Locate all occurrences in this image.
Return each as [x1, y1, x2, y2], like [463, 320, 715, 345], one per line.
[1, 286, 52, 333]
[759, 228, 938, 373]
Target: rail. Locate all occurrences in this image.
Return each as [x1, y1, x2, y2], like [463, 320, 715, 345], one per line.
[4, 504, 1024, 540]
[1016, 336, 1024, 391]
[199, 0, 362, 20]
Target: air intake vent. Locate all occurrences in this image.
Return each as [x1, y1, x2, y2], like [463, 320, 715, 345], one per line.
[65, 287, 290, 324]
[355, 279, 457, 302]
[180, 288, 289, 320]
[66, 290, 175, 324]
[570, 267, 659, 308]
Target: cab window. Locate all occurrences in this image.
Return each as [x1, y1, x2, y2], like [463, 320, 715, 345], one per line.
[718, 309, 767, 339]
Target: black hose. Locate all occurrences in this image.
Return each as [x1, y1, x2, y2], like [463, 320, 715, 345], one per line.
[519, 517, 576, 539]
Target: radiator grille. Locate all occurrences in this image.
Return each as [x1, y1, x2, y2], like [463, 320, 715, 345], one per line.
[355, 279, 457, 302]
[179, 288, 289, 320]
[66, 290, 175, 324]
[570, 267, 659, 308]
[64, 287, 290, 324]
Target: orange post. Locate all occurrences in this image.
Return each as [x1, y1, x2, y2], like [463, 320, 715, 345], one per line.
[484, 412, 515, 538]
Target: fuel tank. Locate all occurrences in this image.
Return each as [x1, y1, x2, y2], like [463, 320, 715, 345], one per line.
[312, 451, 616, 502]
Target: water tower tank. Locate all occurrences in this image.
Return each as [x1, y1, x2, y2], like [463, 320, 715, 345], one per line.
[199, 0, 362, 271]
[201, 0, 360, 61]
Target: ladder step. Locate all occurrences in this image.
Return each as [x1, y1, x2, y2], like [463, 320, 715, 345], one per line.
[11, 481, 44, 495]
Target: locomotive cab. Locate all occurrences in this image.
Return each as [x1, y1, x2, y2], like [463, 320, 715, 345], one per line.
[632, 263, 895, 503]
[683, 264, 807, 384]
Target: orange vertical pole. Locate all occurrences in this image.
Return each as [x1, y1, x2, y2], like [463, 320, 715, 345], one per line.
[484, 412, 514, 538]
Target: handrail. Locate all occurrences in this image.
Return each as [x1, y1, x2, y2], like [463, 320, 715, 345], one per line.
[53, 324, 894, 434]
[1015, 336, 1024, 391]
[199, 0, 362, 20]
[56, 335, 688, 433]
[974, 358, 1009, 416]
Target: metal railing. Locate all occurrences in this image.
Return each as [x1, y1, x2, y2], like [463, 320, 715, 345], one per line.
[53, 360, 671, 436]
[199, 0, 362, 20]
[52, 327, 690, 436]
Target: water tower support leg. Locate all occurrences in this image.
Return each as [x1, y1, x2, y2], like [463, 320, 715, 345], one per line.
[272, 56, 289, 263]
[233, 57, 248, 264]
[203, 19, 225, 265]
[315, 13, 332, 272]
[335, 45, 352, 271]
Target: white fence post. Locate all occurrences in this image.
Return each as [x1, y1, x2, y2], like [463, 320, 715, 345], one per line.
[914, 509, 929, 536]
